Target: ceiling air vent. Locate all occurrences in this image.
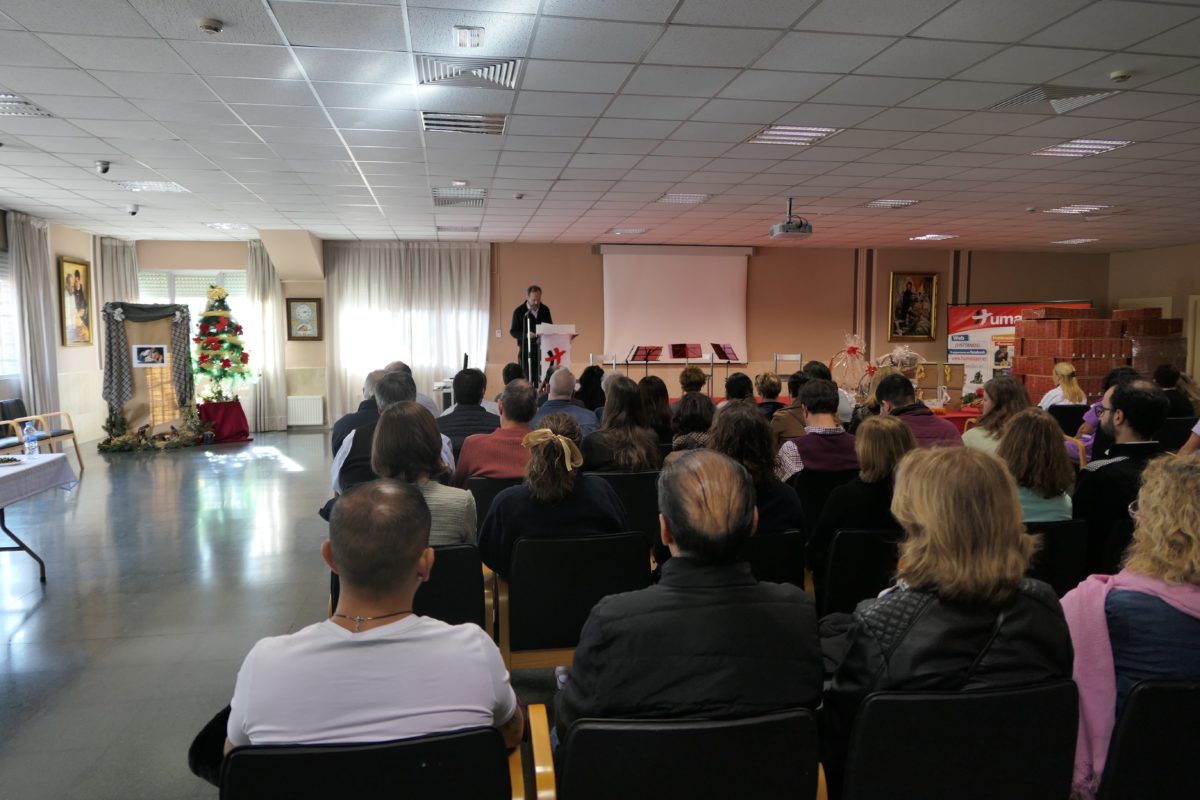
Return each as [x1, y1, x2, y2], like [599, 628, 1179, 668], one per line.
[416, 55, 521, 90]
[988, 85, 1117, 114]
[422, 111, 506, 135]
[432, 187, 487, 207]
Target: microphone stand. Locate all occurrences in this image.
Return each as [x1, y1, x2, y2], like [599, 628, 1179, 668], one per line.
[525, 310, 536, 383]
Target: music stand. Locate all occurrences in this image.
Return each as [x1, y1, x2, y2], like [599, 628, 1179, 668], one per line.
[630, 345, 663, 378]
[711, 343, 739, 387]
[670, 343, 702, 364]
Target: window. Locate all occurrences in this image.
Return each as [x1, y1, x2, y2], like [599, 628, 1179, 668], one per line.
[0, 247, 20, 378]
[137, 270, 247, 326]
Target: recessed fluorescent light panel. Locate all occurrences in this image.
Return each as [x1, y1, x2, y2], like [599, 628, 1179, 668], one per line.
[0, 93, 52, 117]
[437, 225, 479, 233]
[1033, 139, 1132, 157]
[608, 227, 646, 235]
[909, 234, 958, 241]
[115, 180, 189, 193]
[746, 125, 841, 146]
[1052, 238, 1099, 245]
[865, 199, 919, 209]
[453, 26, 483, 48]
[203, 222, 250, 231]
[422, 111, 506, 135]
[656, 193, 710, 204]
[431, 187, 487, 207]
[1044, 204, 1110, 215]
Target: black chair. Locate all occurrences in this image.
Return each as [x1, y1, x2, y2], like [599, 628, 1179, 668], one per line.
[1156, 416, 1198, 452]
[788, 469, 859, 536]
[554, 709, 819, 800]
[412, 544, 487, 630]
[1097, 679, 1200, 800]
[1100, 518, 1136, 576]
[466, 476, 523, 532]
[820, 529, 902, 617]
[842, 681, 1078, 800]
[740, 529, 805, 588]
[499, 532, 650, 668]
[1025, 519, 1089, 596]
[220, 727, 521, 800]
[1048, 403, 1089, 436]
[586, 471, 661, 550]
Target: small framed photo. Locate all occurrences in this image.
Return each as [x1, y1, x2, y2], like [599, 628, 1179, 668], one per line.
[132, 344, 167, 367]
[287, 298, 322, 341]
[59, 256, 93, 347]
[888, 272, 939, 342]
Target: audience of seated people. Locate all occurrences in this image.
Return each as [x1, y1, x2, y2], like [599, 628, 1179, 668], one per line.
[669, 390, 714, 454]
[331, 369, 385, 456]
[477, 413, 629, 579]
[1072, 366, 1141, 462]
[436, 368, 500, 458]
[875, 372, 963, 448]
[1039, 361, 1089, 410]
[452, 379, 537, 486]
[1153, 363, 1200, 417]
[718, 371, 754, 409]
[1061, 453, 1200, 800]
[1073, 379, 1169, 572]
[820, 447, 1074, 798]
[440, 368, 500, 417]
[776, 378, 859, 482]
[638, 375, 673, 447]
[555, 451, 823, 742]
[673, 365, 708, 409]
[847, 365, 898, 434]
[962, 375, 1031, 455]
[383, 360, 441, 419]
[530, 368, 598, 437]
[706, 402, 805, 534]
[575, 364, 606, 411]
[769, 370, 809, 449]
[581, 376, 663, 472]
[373, 401, 476, 545]
[803, 360, 854, 424]
[590, 369, 626, 422]
[996, 407, 1075, 523]
[809, 415, 915, 600]
[755, 371, 785, 419]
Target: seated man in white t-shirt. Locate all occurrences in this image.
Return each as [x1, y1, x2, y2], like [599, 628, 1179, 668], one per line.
[224, 479, 522, 753]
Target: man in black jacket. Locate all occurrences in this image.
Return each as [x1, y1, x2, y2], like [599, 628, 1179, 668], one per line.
[555, 450, 823, 742]
[437, 368, 500, 458]
[331, 370, 385, 456]
[509, 285, 552, 384]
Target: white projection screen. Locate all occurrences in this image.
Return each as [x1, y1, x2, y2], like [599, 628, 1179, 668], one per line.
[603, 251, 748, 363]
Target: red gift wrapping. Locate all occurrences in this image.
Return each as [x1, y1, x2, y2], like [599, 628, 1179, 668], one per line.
[1111, 307, 1162, 320]
[1060, 319, 1123, 338]
[1015, 319, 1061, 339]
[1121, 318, 1184, 337]
[1019, 306, 1096, 319]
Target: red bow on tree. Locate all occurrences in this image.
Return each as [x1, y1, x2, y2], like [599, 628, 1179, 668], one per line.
[240, 352, 249, 364]
[205, 337, 220, 349]
[193, 337, 202, 344]
[544, 348, 565, 367]
[235, 325, 243, 335]
[200, 323, 210, 335]
[217, 317, 227, 328]
[221, 359, 232, 368]
[199, 354, 209, 364]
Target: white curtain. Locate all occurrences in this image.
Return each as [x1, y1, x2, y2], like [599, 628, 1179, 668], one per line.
[7, 211, 59, 415]
[326, 241, 490, 421]
[245, 241, 288, 432]
[96, 236, 139, 365]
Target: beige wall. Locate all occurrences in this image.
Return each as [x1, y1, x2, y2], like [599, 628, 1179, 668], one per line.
[967, 250, 1108, 309]
[136, 240, 247, 271]
[47, 223, 106, 442]
[870, 249, 956, 364]
[1108, 243, 1200, 319]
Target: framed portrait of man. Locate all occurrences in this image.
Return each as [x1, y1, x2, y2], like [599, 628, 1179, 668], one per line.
[59, 256, 93, 346]
[287, 298, 322, 341]
[888, 272, 938, 342]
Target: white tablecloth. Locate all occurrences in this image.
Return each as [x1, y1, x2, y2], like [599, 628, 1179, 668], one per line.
[0, 453, 78, 508]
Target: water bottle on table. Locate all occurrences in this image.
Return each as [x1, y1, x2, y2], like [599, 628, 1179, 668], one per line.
[22, 421, 39, 457]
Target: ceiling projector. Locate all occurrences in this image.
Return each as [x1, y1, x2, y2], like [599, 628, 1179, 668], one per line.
[770, 197, 813, 240]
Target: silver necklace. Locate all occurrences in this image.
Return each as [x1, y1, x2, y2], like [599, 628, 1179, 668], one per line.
[332, 609, 412, 632]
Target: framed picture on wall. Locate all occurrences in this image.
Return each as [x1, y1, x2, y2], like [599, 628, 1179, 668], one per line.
[131, 345, 167, 367]
[59, 256, 93, 346]
[888, 272, 938, 342]
[287, 298, 322, 341]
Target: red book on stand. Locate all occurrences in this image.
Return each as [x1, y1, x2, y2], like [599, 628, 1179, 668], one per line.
[710, 343, 739, 361]
[670, 343, 702, 359]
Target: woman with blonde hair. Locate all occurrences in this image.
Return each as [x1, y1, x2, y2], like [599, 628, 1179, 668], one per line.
[996, 407, 1075, 522]
[478, 413, 629, 578]
[1061, 453, 1200, 800]
[962, 375, 1031, 454]
[1039, 362, 1088, 409]
[755, 371, 785, 419]
[821, 447, 1072, 796]
[848, 366, 899, 434]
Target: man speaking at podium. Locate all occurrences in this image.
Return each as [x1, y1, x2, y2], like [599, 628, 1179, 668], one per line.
[510, 285, 553, 384]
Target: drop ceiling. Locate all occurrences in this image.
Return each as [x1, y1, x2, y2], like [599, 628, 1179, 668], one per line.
[0, 0, 1198, 251]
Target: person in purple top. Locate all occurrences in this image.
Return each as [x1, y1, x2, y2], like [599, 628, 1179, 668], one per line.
[875, 373, 962, 449]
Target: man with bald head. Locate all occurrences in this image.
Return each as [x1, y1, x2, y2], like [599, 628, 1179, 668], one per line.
[385, 360, 441, 418]
[530, 368, 598, 436]
[331, 370, 387, 456]
[555, 450, 822, 741]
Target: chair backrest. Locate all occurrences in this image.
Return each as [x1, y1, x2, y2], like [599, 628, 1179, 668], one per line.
[0, 398, 27, 420]
[788, 469, 859, 534]
[1098, 679, 1200, 800]
[1025, 519, 1089, 596]
[843, 681, 1078, 800]
[1047, 403, 1089, 436]
[412, 544, 485, 628]
[508, 532, 650, 651]
[466, 476, 523, 531]
[821, 529, 902, 617]
[1156, 416, 1198, 452]
[740, 529, 805, 588]
[220, 727, 511, 800]
[586, 471, 661, 548]
[559, 709, 818, 800]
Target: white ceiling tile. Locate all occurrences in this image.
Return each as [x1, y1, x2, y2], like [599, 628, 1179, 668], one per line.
[531, 17, 663, 62]
[25, 95, 149, 121]
[170, 42, 301, 79]
[670, 121, 764, 142]
[343, 130, 424, 148]
[717, 70, 839, 102]
[350, 145, 424, 162]
[163, 123, 261, 143]
[208, 78, 318, 107]
[0, 31, 75, 68]
[513, 91, 611, 117]
[567, 153, 641, 169]
[408, 7, 534, 58]
[271, 2, 408, 51]
[540, 0, 676, 23]
[651, 140, 734, 157]
[579, 138, 659, 154]
[829, 130, 919, 148]
[1133, 18, 1200, 56]
[37, 34, 192, 72]
[691, 98, 796, 123]
[498, 135, 583, 152]
[644, 26, 780, 69]
[70, 120, 177, 140]
[1152, 100, 1200, 122]
[755, 32, 895, 72]
[415, 85, 510, 114]
[604, 94, 707, 119]
[317, 83, 420, 111]
[797, 0, 956, 35]
[522, 60, 634, 93]
[268, 143, 353, 161]
[1070, 91, 1194, 119]
[856, 39, 1003, 79]
[1007, 115, 1117, 138]
[857, 108, 969, 131]
[1139, 63, 1200, 94]
[237, 105, 335, 128]
[0, 0, 157, 36]
[505, 115, 595, 136]
[1095, 119, 1196, 140]
[104, 139, 204, 156]
[1027, 1, 1199, 50]
[293, 48, 413, 85]
[1050, 53, 1200, 91]
[88, 71, 218, 101]
[128, 0, 282, 44]
[775, 103, 887, 127]
[675, 0, 817, 28]
[896, 131, 993, 150]
[915, 0, 1090, 42]
[956, 46, 1109, 85]
[902, 81, 1034, 111]
[811, 75, 936, 106]
[622, 65, 739, 97]
[0, 66, 115, 95]
[0, 116, 87, 136]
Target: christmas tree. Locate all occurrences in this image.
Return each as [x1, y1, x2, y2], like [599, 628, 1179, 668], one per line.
[193, 285, 251, 400]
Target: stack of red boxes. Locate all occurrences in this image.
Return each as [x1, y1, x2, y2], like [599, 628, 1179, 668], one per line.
[1012, 306, 1126, 400]
[1114, 307, 1188, 375]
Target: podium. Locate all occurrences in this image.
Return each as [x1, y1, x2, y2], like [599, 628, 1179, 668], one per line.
[537, 323, 577, 376]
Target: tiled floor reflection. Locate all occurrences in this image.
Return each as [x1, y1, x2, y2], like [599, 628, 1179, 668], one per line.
[0, 433, 334, 800]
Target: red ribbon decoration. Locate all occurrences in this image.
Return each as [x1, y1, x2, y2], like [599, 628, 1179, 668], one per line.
[846, 345, 861, 357]
[865, 364, 877, 377]
[545, 348, 565, 367]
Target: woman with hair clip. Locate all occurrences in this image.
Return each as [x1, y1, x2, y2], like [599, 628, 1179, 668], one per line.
[1039, 362, 1088, 409]
[371, 401, 476, 546]
[997, 407, 1075, 522]
[962, 375, 1031, 454]
[478, 413, 629, 578]
[1061, 453, 1200, 800]
[581, 376, 663, 472]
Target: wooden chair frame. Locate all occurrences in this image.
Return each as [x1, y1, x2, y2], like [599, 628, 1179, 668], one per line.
[1065, 435, 1088, 469]
[495, 574, 575, 669]
[3, 412, 85, 470]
